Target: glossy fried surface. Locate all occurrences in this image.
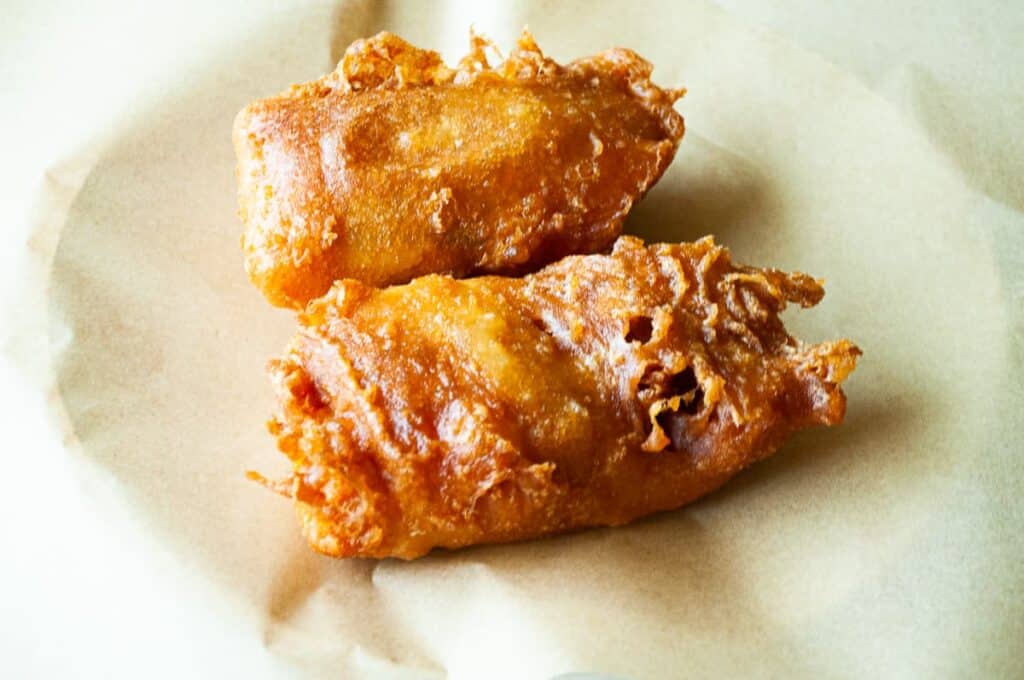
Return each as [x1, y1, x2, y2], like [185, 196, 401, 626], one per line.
[234, 31, 684, 308]
[254, 236, 859, 559]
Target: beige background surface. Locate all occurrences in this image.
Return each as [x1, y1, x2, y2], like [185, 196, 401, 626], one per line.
[1, 1, 1021, 678]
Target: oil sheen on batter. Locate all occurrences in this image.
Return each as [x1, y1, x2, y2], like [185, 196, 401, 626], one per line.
[234, 31, 684, 307]
[252, 236, 860, 559]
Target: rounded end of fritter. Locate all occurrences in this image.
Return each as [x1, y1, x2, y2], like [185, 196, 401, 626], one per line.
[789, 339, 862, 427]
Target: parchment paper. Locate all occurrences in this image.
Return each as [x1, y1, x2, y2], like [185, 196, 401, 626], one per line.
[2, 1, 1022, 678]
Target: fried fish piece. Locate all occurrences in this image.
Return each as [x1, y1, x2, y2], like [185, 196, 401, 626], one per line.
[253, 236, 859, 559]
[234, 31, 684, 308]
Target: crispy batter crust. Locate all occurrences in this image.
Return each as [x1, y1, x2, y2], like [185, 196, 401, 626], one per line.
[234, 31, 685, 308]
[254, 236, 860, 559]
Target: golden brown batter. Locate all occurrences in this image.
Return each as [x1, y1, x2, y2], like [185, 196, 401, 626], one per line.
[252, 236, 859, 559]
[234, 31, 684, 307]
